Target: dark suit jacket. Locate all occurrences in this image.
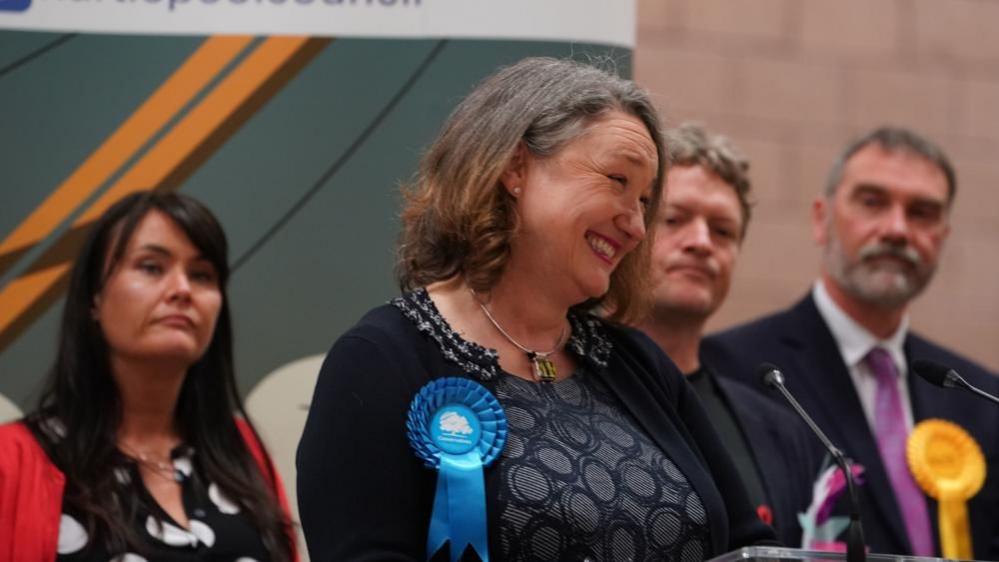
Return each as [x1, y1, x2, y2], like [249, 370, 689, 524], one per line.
[704, 368, 821, 547]
[702, 293, 999, 559]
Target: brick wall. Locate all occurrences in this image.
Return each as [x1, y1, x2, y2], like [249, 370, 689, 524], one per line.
[635, 0, 999, 371]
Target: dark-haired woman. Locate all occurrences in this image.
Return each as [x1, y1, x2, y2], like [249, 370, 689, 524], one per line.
[0, 192, 296, 561]
[298, 57, 777, 561]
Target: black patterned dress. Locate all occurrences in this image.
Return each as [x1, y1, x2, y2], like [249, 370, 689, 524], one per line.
[394, 290, 711, 561]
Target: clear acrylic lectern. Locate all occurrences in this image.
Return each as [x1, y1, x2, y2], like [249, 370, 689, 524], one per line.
[709, 546, 979, 562]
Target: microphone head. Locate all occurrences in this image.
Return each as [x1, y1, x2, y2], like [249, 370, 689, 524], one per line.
[912, 359, 959, 388]
[756, 362, 784, 389]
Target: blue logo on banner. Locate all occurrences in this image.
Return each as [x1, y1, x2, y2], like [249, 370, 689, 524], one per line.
[0, 0, 31, 12]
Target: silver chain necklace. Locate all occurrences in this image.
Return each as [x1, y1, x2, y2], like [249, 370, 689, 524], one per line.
[472, 290, 568, 383]
[119, 443, 181, 482]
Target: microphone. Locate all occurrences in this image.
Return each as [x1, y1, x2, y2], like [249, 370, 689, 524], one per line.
[912, 359, 999, 406]
[757, 362, 866, 562]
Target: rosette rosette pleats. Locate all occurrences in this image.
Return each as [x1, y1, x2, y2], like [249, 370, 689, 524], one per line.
[407, 377, 507, 562]
[907, 418, 986, 560]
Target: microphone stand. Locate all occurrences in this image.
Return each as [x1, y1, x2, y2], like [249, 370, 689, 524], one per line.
[951, 375, 999, 406]
[913, 359, 999, 406]
[764, 369, 866, 562]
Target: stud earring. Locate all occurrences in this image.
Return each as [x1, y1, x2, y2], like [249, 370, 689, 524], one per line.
[512, 187, 522, 196]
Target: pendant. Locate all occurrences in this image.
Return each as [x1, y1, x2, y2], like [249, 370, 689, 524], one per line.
[529, 353, 557, 383]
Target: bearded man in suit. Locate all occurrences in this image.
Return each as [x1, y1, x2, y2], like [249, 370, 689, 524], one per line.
[703, 126, 999, 558]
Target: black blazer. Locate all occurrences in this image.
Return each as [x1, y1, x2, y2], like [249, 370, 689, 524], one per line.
[704, 368, 821, 547]
[702, 293, 999, 559]
[297, 302, 776, 561]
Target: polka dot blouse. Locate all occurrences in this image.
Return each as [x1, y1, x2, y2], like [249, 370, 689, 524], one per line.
[52, 443, 272, 562]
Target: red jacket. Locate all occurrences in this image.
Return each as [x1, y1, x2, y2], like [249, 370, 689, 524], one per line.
[0, 420, 298, 562]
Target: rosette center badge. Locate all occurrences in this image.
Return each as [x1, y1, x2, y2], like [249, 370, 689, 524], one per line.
[407, 377, 507, 562]
[431, 406, 481, 454]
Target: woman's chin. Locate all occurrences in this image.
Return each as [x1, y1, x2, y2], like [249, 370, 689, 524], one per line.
[124, 343, 205, 369]
[574, 276, 612, 304]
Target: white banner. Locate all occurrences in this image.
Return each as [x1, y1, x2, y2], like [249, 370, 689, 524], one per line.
[0, 0, 634, 47]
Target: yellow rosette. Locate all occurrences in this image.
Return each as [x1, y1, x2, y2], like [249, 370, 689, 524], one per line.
[907, 419, 986, 559]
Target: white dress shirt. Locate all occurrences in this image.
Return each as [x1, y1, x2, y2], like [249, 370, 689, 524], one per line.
[812, 280, 915, 433]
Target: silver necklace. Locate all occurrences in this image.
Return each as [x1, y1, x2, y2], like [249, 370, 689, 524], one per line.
[473, 291, 568, 383]
[120, 443, 180, 482]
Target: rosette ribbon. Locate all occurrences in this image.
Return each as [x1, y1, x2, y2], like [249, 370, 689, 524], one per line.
[407, 377, 507, 562]
[907, 418, 986, 560]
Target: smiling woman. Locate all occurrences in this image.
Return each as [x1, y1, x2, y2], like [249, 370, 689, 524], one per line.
[297, 56, 778, 561]
[0, 192, 296, 562]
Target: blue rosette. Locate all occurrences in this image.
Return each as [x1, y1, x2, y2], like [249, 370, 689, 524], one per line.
[406, 377, 507, 562]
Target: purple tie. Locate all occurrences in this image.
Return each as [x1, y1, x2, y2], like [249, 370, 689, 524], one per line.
[867, 347, 934, 556]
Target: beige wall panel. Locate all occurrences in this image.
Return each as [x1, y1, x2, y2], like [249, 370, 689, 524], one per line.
[735, 138, 789, 204]
[845, 69, 957, 136]
[731, 58, 843, 124]
[799, 0, 900, 56]
[634, 47, 733, 119]
[682, 0, 790, 41]
[959, 79, 999, 141]
[913, 0, 999, 63]
[950, 158, 999, 224]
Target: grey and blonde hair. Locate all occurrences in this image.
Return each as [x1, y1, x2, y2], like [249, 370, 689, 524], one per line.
[397, 57, 666, 321]
[664, 123, 753, 240]
[824, 126, 956, 202]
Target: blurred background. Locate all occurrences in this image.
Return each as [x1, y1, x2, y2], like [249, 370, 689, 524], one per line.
[1, 0, 996, 555]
